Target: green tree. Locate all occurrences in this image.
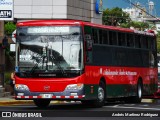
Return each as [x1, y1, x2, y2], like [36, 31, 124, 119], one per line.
[103, 7, 130, 26]
[4, 22, 16, 35]
[4, 21, 16, 78]
[157, 32, 160, 53]
[129, 21, 149, 31]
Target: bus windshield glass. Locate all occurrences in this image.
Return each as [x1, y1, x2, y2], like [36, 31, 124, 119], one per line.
[16, 26, 83, 77]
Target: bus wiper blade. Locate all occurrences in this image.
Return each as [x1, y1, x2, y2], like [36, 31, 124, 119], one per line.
[50, 55, 67, 76]
[29, 56, 43, 74]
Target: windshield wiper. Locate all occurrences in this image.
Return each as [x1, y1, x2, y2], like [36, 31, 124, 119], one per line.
[29, 56, 43, 75]
[50, 52, 67, 76]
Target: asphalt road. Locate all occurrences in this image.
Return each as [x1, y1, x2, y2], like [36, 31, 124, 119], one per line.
[1, 101, 160, 111]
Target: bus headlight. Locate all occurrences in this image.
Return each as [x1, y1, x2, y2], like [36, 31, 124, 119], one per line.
[15, 84, 29, 91]
[65, 84, 84, 90]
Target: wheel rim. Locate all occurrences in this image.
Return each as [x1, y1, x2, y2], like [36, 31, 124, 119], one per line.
[98, 87, 104, 102]
[138, 84, 142, 98]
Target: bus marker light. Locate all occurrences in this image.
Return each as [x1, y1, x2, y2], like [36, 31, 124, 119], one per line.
[91, 86, 94, 93]
[74, 22, 80, 24]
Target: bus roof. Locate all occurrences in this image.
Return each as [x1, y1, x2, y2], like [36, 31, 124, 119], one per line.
[16, 20, 83, 26]
[17, 20, 155, 36]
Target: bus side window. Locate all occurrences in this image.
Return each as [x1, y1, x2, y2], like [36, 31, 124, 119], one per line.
[148, 37, 151, 49]
[92, 28, 98, 44]
[147, 36, 155, 50]
[135, 35, 141, 48]
[103, 30, 109, 45]
[84, 25, 93, 64]
[141, 35, 148, 49]
[109, 31, 117, 45]
[99, 29, 103, 44]
[118, 32, 126, 46]
[85, 38, 93, 64]
[149, 52, 155, 67]
[127, 34, 134, 47]
[115, 49, 127, 66]
[151, 37, 156, 50]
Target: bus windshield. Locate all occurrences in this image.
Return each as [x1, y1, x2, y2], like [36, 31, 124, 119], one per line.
[16, 26, 83, 77]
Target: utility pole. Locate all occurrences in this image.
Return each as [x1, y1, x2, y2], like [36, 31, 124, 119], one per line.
[0, 21, 4, 37]
[0, 20, 5, 88]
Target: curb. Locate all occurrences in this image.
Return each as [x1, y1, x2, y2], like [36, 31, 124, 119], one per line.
[141, 99, 156, 103]
[0, 100, 33, 106]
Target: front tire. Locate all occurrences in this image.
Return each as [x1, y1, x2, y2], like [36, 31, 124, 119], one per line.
[34, 99, 51, 108]
[82, 81, 106, 107]
[93, 81, 106, 107]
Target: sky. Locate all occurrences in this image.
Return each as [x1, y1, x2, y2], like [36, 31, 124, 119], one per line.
[103, 0, 160, 17]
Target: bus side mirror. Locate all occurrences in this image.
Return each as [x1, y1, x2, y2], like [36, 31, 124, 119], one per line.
[10, 44, 15, 52]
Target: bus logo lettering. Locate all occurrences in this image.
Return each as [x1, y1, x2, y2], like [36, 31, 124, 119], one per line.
[44, 86, 50, 91]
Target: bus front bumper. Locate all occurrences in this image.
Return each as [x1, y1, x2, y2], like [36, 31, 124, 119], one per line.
[15, 95, 85, 100]
[14, 86, 85, 100]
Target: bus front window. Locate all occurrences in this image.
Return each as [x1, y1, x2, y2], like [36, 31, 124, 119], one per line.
[16, 26, 83, 77]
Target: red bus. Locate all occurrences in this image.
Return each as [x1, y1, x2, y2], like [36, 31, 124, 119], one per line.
[14, 20, 158, 108]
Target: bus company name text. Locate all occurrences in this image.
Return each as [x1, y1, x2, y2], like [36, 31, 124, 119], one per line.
[104, 69, 137, 76]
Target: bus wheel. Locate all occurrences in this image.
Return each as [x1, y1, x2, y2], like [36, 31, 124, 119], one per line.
[33, 99, 51, 108]
[125, 80, 142, 103]
[133, 81, 142, 103]
[93, 81, 106, 107]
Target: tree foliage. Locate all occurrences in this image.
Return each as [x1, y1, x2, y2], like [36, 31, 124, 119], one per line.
[4, 22, 16, 73]
[103, 7, 130, 26]
[157, 32, 160, 53]
[4, 22, 16, 35]
[102, 7, 149, 31]
[120, 21, 149, 30]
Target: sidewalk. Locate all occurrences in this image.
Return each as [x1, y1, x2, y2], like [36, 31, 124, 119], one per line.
[0, 96, 33, 106]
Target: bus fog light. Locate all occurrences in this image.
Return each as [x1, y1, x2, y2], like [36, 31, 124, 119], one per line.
[65, 84, 84, 90]
[15, 84, 29, 91]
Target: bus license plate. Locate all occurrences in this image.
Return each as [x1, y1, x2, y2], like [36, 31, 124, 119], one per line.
[41, 94, 52, 98]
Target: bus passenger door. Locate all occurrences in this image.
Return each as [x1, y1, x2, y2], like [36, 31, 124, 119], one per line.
[85, 37, 93, 64]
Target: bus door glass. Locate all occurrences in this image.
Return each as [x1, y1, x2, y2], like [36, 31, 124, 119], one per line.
[84, 26, 93, 64]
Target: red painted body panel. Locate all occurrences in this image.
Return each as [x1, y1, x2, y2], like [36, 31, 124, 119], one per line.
[17, 20, 83, 26]
[15, 74, 85, 92]
[84, 66, 157, 85]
